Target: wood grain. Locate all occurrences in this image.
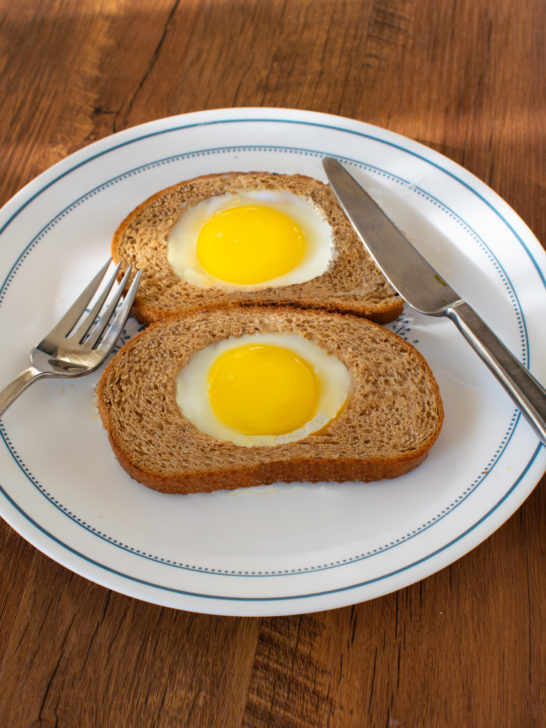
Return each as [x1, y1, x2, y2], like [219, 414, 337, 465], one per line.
[0, 0, 544, 726]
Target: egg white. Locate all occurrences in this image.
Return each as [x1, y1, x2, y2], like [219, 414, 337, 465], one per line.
[167, 190, 334, 290]
[176, 333, 351, 447]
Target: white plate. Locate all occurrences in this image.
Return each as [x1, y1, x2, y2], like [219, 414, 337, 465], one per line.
[0, 108, 544, 616]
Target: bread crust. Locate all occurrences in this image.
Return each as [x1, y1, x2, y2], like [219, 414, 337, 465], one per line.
[97, 306, 443, 494]
[111, 172, 403, 324]
[109, 451, 430, 495]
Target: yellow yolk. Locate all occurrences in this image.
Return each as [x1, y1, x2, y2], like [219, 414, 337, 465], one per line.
[207, 344, 319, 436]
[196, 205, 306, 285]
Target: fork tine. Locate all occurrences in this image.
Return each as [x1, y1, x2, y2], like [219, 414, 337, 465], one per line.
[45, 258, 113, 341]
[70, 261, 122, 344]
[85, 265, 133, 347]
[94, 269, 142, 357]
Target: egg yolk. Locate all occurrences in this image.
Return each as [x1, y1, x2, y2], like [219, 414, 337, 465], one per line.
[196, 205, 306, 284]
[207, 344, 319, 436]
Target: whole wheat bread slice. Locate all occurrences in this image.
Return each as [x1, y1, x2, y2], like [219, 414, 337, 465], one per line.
[97, 307, 443, 494]
[111, 172, 403, 324]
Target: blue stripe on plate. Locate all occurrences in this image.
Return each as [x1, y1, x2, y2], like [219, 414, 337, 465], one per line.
[0, 145, 525, 574]
[0, 117, 543, 601]
[0, 443, 541, 602]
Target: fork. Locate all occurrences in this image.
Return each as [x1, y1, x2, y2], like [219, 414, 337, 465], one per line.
[0, 259, 141, 416]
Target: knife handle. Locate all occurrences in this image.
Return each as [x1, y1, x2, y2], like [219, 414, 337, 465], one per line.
[445, 301, 546, 445]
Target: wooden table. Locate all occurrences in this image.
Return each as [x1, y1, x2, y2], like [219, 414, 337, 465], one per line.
[0, 1, 544, 725]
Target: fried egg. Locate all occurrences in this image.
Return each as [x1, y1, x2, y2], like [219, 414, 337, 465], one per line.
[176, 333, 351, 447]
[167, 190, 334, 290]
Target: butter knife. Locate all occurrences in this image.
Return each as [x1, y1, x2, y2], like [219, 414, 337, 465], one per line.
[323, 157, 546, 445]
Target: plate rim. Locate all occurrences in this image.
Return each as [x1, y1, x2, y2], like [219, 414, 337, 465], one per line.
[0, 107, 544, 615]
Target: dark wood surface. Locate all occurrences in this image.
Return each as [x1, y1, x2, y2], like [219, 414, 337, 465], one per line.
[0, 1, 544, 726]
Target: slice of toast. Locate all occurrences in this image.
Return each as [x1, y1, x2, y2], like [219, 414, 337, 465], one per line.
[97, 306, 443, 494]
[111, 172, 403, 324]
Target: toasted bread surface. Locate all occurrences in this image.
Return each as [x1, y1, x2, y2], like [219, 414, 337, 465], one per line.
[97, 307, 443, 494]
[111, 172, 403, 324]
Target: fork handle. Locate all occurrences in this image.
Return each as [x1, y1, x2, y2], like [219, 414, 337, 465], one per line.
[0, 367, 48, 417]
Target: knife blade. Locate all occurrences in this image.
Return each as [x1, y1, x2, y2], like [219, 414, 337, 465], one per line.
[323, 156, 546, 445]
